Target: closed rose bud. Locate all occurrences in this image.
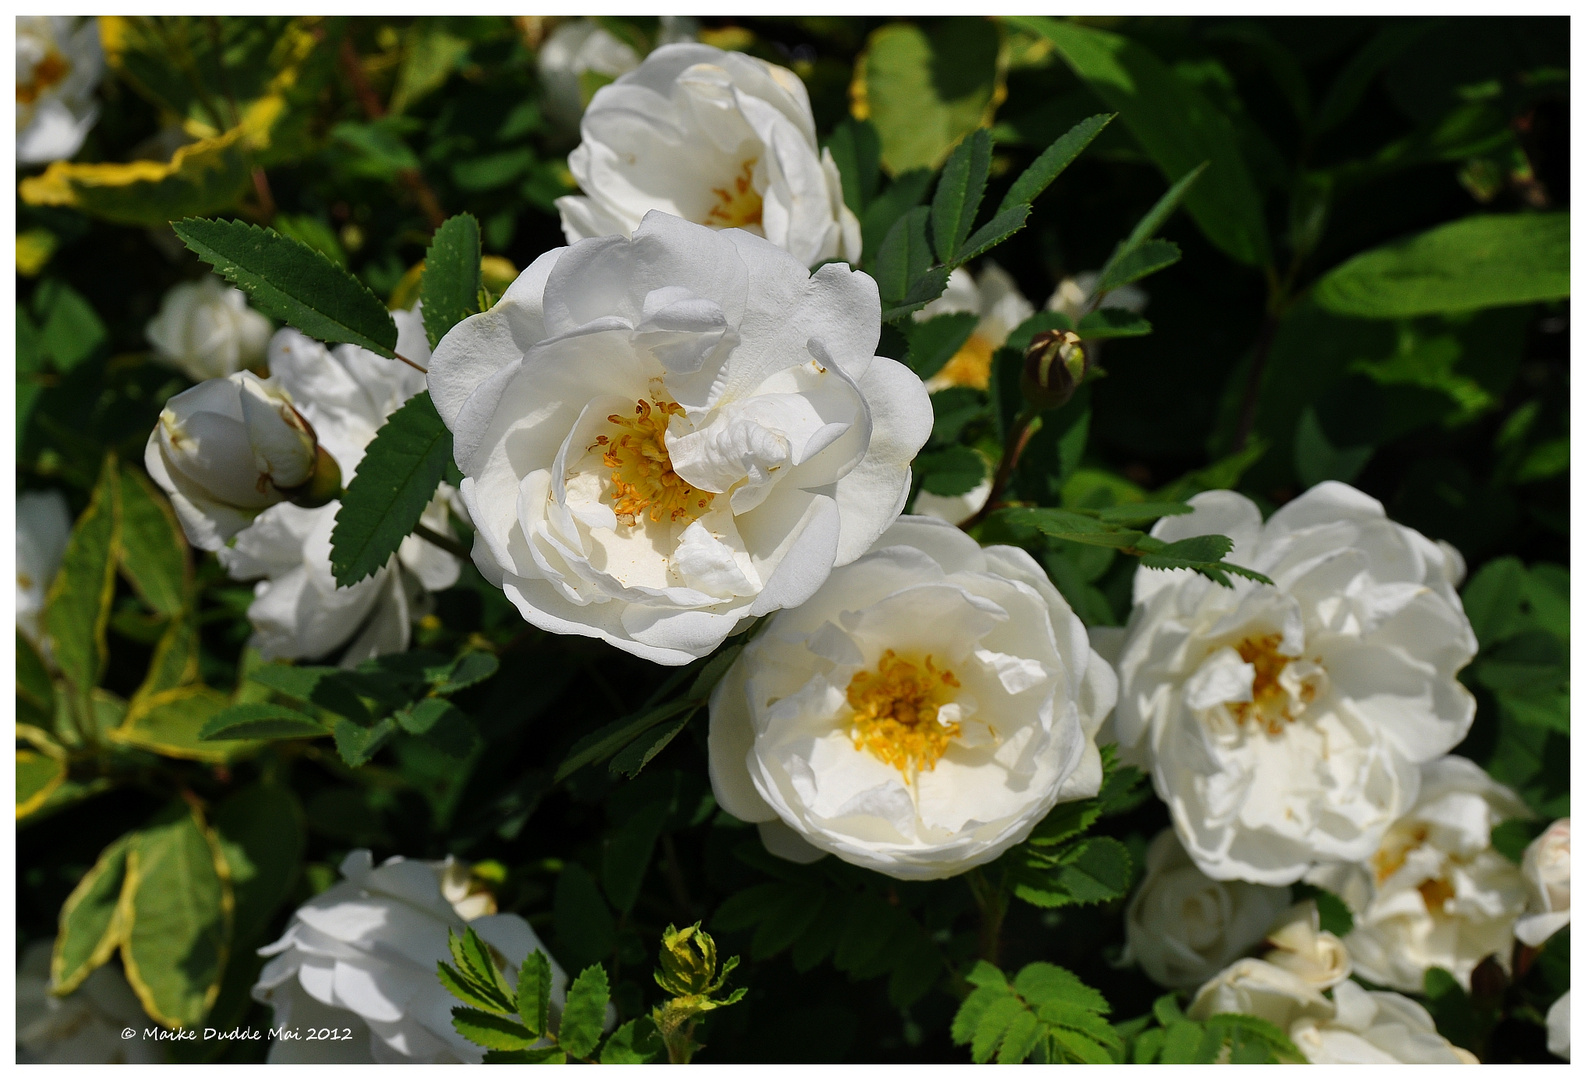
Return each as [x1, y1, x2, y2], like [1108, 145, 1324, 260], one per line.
[1021, 329, 1086, 411]
[145, 276, 273, 382]
[144, 371, 328, 551]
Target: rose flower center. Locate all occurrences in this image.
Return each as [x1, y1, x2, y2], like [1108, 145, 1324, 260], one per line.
[932, 333, 996, 391]
[846, 649, 962, 779]
[703, 158, 763, 229]
[1230, 633, 1321, 735]
[17, 50, 70, 106]
[593, 397, 714, 526]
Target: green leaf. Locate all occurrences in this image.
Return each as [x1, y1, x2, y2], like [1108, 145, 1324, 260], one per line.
[439, 961, 508, 1014]
[16, 748, 66, 819]
[1077, 308, 1153, 339]
[600, 1018, 662, 1064]
[931, 128, 992, 264]
[884, 265, 955, 322]
[874, 205, 933, 307]
[429, 650, 500, 695]
[953, 960, 1118, 1065]
[52, 832, 133, 994]
[904, 311, 979, 380]
[1313, 213, 1569, 319]
[826, 118, 882, 217]
[421, 214, 483, 350]
[211, 784, 304, 945]
[609, 706, 697, 779]
[954, 204, 1033, 267]
[197, 701, 326, 742]
[1099, 239, 1183, 293]
[556, 696, 695, 782]
[333, 715, 397, 768]
[516, 951, 553, 1037]
[917, 446, 987, 497]
[452, 926, 517, 1005]
[559, 965, 612, 1059]
[452, 1006, 536, 1051]
[997, 113, 1114, 216]
[860, 168, 933, 266]
[601, 803, 667, 913]
[329, 392, 452, 587]
[32, 279, 107, 373]
[45, 457, 119, 696]
[120, 806, 231, 1029]
[111, 685, 265, 763]
[394, 697, 480, 758]
[330, 119, 422, 178]
[554, 864, 616, 972]
[485, 1047, 566, 1064]
[171, 217, 398, 356]
[858, 20, 1001, 175]
[1019, 17, 1268, 266]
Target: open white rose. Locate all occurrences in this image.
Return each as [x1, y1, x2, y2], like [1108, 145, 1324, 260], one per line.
[1547, 990, 1570, 1060]
[145, 370, 330, 551]
[16, 489, 72, 653]
[707, 514, 1117, 880]
[1515, 817, 1569, 947]
[255, 850, 564, 1064]
[1112, 481, 1478, 885]
[1188, 958, 1476, 1064]
[1310, 755, 1529, 993]
[1123, 829, 1290, 990]
[557, 44, 860, 268]
[16, 16, 103, 166]
[428, 212, 931, 665]
[915, 263, 1034, 393]
[16, 941, 164, 1064]
[218, 309, 458, 665]
[145, 276, 273, 382]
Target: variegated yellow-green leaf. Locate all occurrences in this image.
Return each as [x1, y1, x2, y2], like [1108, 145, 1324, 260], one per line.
[53, 832, 134, 994]
[110, 686, 264, 763]
[16, 748, 66, 820]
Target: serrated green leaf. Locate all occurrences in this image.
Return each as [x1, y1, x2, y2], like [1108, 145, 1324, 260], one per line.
[609, 705, 697, 779]
[454, 926, 516, 1006]
[917, 446, 987, 497]
[197, 702, 326, 742]
[556, 696, 694, 782]
[438, 961, 507, 1013]
[997, 1009, 1044, 1063]
[332, 716, 397, 767]
[1088, 501, 1194, 526]
[998, 113, 1115, 215]
[954, 204, 1032, 267]
[1098, 238, 1183, 294]
[971, 995, 1027, 1063]
[860, 168, 933, 264]
[430, 650, 499, 695]
[953, 983, 1006, 1046]
[826, 118, 882, 217]
[600, 1017, 662, 1064]
[1077, 308, 1153, 339]
[421, 214, 482, 350]
[875, 205, 933, 306]
[1015, 962, 1111, 1015]
[1314, 212, 1569, 319]
[484, 1047, 566, 1064]
[516, 951, 553, 1037]
[171, 218, 397, 356]
[452, 1006, 535, 1051]
[554, 864, 616, 973]
[601, 803, 666, 914]
[116, 468, 189, 618]
[559, 965, 611, 1059]
[329, 391, 452, 587]
[904, 311, 979, 380]
[931, 128, 992, 264]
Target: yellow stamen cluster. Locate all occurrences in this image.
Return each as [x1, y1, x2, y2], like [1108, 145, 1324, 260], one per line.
[704, 158, 763, 229]
[931, 333, 996, 391]
[846, 650, 962, 778]
[18, 51, 69, 106]
[1372, 824, 1430, 884]
[1230, 634, 1316, 735]
[1417, 876, 1456, 913]
[593, 398, 713, 526]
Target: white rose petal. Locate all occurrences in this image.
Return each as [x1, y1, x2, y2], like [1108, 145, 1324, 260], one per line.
[1113, 481, 1479, 885]
[914, 264, 1034, 394]
[1320, 755, 1530, 993]
[255, 851, 565, 1064]
[218, 306, 458, 665]
[16, 490, 72, 654]
[538, 19, 642, 133]
[145, 276, 273, 382]
[16, 941, 165, 1064]
[707, 514, 1117, 880]
[1046, 269, 1147, 325]
[1547, 990, 1569, 1060]
[557, 44, 861, 268]
[1124, 829, 1290, 990]
[16, 16, 103, 165]
[428, 212, 931, 666]
[1262, 900, 1351, 989]
[1515, 817, 1569, 947]
[145, 370, 321, 551]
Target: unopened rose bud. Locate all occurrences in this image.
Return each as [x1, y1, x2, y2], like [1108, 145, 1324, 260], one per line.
[1021, 329, 1087, 411]
[145, 276, 272, 382]
[144, 372, 325, 551]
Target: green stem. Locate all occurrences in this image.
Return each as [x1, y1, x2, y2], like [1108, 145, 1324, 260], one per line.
[967, 868, 1008, 967]
[960, 406, 1040, 532]
[413, 523, 471, 562]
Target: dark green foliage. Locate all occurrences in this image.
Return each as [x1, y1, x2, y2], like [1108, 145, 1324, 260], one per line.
[952, 960, 1122, 1063]
[420, 213, 482, 349]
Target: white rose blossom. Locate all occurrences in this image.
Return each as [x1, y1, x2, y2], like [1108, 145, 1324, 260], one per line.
[707, 514, 1117, 880]
[217, 308, 459, 665]
[145, 275, 273, 382]
[145, 370, 332, 552]
[255, 850, 564, 1064]
[1310, 755, 1529, 993]
[16, 489, 72, 654]
[15, 941, 164, 1064]
[427, 212, 931, 666]
[1123, 828, 1290, 990]
[557, 44, 861, 268]
[1515, 817, 1569, 947]
[1188, 958, 1476, 1064]
[1111, 481, 1478, 885]
[1046, 269, 1147, 326]
[16, 16, 103, 166]
[1547, 990, 1570, 1060]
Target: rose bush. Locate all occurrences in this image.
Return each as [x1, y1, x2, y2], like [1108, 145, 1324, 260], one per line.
[1111, 481, 1479, 885]
[428, 211, 930, 665]
[707, 514, 1116, 879]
